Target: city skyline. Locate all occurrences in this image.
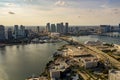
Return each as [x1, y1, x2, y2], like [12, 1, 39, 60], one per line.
[0, 0, 120, 26]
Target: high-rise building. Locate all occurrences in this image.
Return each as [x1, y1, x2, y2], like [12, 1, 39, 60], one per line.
[51, 24, 56, 32]
[56, 22, 64, 34]
[20, 25, 25, 37]
[56, 23, 61, 33]
[14, 25, 26, 39]
[37, 26, 40, 33]
[56, 22, 69, 34]
[7, 28, 13, 40]
[60, 22, 64, 34]
[14, 25, 19, 39]
[25, 29, 29, 38]
[100, 25, 111, 33]
[0, 25, 5, 41]
[64, 22, 69, 34]
[47, 22, 69, 34]
[119, 24, 120, 32]
[46, 23, 51, 32]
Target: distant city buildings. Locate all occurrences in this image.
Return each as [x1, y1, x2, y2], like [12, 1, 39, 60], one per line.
[36, 26, 40, 33]
[59, 22, 64, 34]
[99, 24, 120, 33]
[0, 23, 120, 43]
[20, 25, 25, 37]
[13, 25, 26, 39]
[24, 29, 29, 38]
[56, 23, 61, 33]
[46, 22, 69, 34]
[14, 25, 19, 39]
[0, 25, 5, 41]
[46, 23, 51, 32]
[119, 24, 120, 32]
[100, 25, 111, 33]
[7, 28, 13, 40]
[68, 26, 99, 35]
[0, 25, 46, 43]
[51, 24, 56, 32]
[68, 24, 120, 36]
[64, 23, 68, 34]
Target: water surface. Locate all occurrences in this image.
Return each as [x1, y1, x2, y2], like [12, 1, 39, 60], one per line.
[0, 42, 66, 80]
[0, 35, 120, 80]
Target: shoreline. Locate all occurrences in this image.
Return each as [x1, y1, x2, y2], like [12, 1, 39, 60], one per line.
[26, 44, 68, 80]
[26, 37, 120, 80]
[26, 43, 84, 80]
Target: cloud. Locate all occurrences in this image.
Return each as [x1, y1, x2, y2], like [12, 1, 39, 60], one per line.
[5, 3, 17, 7]
[100, 4, 108, 8]
[113, 8, 118, 11]
[23, 0, 33, 2]
[0, 0, 120, 25]
[112, 8, 120, 14]
[54, 0, 68, 7]
[8, 11, 15, 14]
[78, 16, 81, 18]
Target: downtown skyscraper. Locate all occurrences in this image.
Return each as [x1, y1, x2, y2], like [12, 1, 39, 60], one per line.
[0, 25, 5, 41]
[46, 22, 69, 34]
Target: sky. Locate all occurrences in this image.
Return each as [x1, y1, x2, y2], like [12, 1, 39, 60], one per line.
[0, 0, 120, 26]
